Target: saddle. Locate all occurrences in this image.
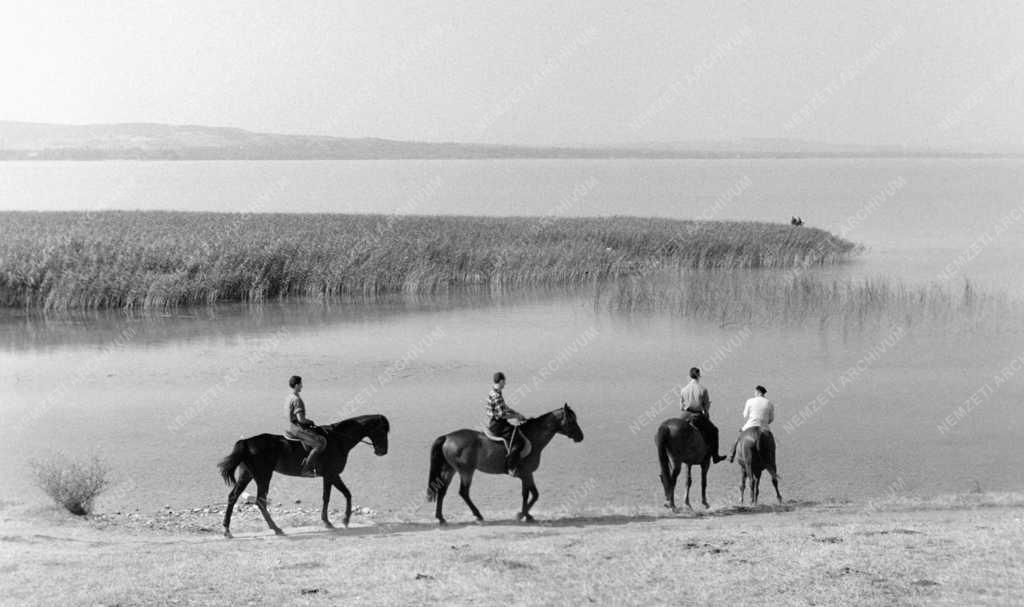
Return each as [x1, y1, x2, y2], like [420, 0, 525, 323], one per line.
[680, 410, 703, 426]
[283, 425, 328, 450]
[482, 427, 532, 458]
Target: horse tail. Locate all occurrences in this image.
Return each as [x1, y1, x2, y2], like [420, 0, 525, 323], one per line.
[656, 425, 672, 484]
[426, 435, 451, 502]
[218, 439, 247, 485]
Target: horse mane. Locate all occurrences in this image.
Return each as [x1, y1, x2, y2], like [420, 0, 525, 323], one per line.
[323, 413, 388, 437]
[522, 405, 570, 431]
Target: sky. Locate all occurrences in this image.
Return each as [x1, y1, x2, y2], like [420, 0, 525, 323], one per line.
[1, 1, 1022, 147]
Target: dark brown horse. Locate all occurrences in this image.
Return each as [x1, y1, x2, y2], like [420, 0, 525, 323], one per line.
[656, 414, 712, 511]
[735, 427, 781, 505]
[217, 414, 390, 538]
[426, 404, 584, 524]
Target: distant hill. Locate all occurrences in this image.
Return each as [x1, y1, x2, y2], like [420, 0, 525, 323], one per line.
[0, 121, 1017, 160]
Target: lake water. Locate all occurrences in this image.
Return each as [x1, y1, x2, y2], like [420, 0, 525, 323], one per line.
[1, 159, 1022, 519]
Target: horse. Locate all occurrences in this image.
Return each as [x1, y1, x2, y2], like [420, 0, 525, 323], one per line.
[655, 413, 713, 512]
[217, 414, 390, 538]
[426, 404, 584, 524]
[735, 427, 781, 505]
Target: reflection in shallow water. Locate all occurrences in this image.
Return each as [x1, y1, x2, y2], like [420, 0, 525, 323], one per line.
[1, 282, 1022, 516]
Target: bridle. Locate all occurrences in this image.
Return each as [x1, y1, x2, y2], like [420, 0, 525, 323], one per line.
[359, 417, 389, 449]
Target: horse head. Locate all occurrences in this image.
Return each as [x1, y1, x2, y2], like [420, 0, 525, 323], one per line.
[558, 403, 584, 443]
[367, 414, 390, 456]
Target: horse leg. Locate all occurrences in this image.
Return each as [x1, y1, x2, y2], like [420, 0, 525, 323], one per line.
[321, 476, 334, 529]
[669, 459, 682, 512]
[683, 464, 693, 510]
[457, 470, 484, 522]
[434, 471, 452, 526]
[331, 476, 353, 527]
[700, 462, 710, 509]
[519, 478, 530, 520]
[752, 471, 761, 506]
[740, 468, 747, 505]
[254, 473, 283, 536]
[223, 468, 252, 538]
[517, 473, 539, 522]
[770, 468, 782, 504]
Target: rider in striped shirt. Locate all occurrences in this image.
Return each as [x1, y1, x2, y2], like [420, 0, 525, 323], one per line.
[486, 371, 526, 475]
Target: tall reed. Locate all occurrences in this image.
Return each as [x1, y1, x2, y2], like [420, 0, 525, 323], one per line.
[597, 269, 1013, 331]
[0, 211, 858, 310]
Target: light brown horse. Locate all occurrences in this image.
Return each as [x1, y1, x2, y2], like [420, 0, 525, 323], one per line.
[426, 404, 584, 524]
[656, 414, 712, 511]
[735, 427, 782, 505]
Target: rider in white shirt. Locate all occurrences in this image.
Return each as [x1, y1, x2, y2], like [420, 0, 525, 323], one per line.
[728, 385, 774, 462]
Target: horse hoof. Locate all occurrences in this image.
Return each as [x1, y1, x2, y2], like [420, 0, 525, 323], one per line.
[323, 521, 335, 530]
[343, 518, 350, 528]
[224, 530, 233, 539]
[273, 528, 285, 536]
[437, 518, 447, 526]
[702, 502, 710, 509]
[521, 515, 536, 523]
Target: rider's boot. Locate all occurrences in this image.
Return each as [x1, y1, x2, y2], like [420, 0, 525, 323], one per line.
[300, 450, 320, 477]
[505, 441, 522, 477]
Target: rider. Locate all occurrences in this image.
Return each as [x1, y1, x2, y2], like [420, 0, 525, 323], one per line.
[284, 375, 327, 476]
[680, 367, 727, 464]
[485, 371, 527, 476]
[728, 385, 775, 462]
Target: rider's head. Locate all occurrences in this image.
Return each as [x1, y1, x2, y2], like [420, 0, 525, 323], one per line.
[689, 367, 700, 380]
[755, 385, 766, 396]
[289, 375, 303, 391]
[493, 371, 506, 388]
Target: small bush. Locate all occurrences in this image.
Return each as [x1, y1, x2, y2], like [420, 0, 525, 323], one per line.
[30, 453, 111, 515]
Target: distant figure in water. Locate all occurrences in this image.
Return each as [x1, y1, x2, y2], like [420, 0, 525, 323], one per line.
[729, 385, 774, 462]
[790, 216, 804, 226]
[680, 367, 727, 464]
[284, 375, 326, 476]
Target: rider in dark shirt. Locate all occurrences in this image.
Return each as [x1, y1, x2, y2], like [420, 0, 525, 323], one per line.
[284, 375, 326, 476]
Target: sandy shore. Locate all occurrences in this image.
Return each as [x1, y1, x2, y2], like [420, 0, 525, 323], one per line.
[1, 493, 1022, 606]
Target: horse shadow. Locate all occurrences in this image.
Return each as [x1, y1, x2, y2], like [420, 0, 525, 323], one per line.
[214, 499, 819, 541]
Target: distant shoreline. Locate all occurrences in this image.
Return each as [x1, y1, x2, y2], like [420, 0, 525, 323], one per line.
[3, 150, 1021, 161]
[3, 120, 1020, 161]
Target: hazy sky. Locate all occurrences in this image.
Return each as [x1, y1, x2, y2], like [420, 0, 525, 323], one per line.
[2, 1, 1022, 147]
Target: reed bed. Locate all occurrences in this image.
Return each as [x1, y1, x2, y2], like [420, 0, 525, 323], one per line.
[598, 270, 1014, 331]
[0, 211, 857, 310]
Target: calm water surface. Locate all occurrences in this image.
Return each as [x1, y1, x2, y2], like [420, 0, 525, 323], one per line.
[1, 291, 1021, 516]
[1, 159, 1022, 517]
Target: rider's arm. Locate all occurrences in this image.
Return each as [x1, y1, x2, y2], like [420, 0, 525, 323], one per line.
[292, 397, 314, 426]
